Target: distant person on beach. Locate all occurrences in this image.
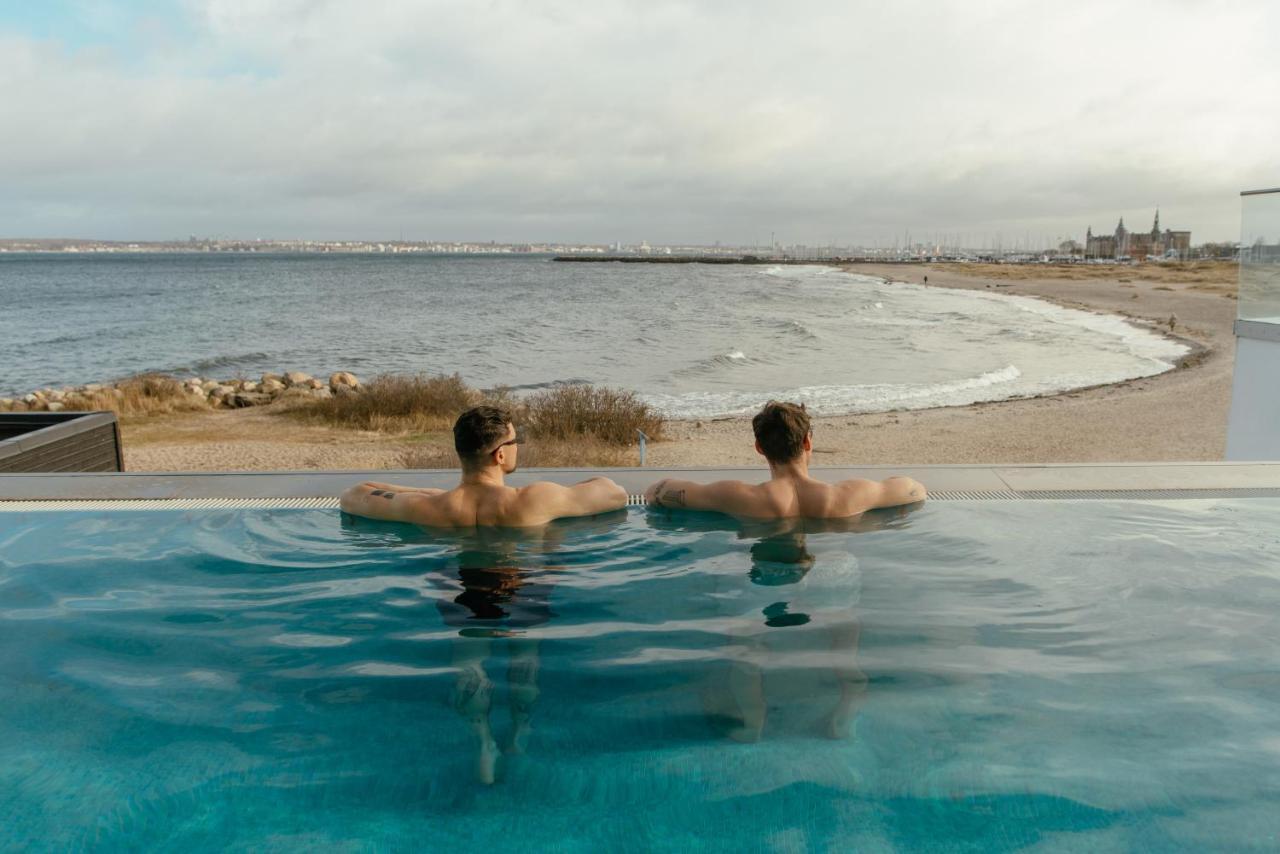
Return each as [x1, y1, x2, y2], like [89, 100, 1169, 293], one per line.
[643, 400, 926, 518]
[341, 405, 627, 526]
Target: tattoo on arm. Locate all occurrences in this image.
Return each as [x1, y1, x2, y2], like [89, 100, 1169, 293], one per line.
[664, 488, 686, 508]
[651, 479, 668, 508]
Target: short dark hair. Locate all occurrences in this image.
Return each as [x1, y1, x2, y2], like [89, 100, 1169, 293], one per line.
[752, 400, 810, 463]
[454, 405, 513, 464]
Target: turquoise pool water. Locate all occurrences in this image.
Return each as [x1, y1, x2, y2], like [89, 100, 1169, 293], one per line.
[2, 500, 1279, 851]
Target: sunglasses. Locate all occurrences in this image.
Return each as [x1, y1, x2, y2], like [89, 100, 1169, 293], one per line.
[489, 426, 526, 455]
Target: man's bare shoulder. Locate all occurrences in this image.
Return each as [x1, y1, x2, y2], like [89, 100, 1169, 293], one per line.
[831, 475, 927, 513]
[511, 477, 626, 525]
[503, 481, 560, 522]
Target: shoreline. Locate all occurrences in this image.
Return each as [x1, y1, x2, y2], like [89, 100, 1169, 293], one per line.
[642, 262, 1235, 467]
[100, 261, 1238, 470]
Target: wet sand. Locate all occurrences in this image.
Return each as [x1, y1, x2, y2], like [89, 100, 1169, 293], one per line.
[124, 263, 1237, 471]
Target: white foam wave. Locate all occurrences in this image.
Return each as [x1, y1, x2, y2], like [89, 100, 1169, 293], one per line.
[642, 365, 1025, 419]
[760, 264, 831, 280]
[670, 349, 755, 379]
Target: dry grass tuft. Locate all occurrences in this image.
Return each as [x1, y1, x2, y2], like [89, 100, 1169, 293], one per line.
[398, 438, 635, 469]
[1, 374, 210, 418]
[523, 384, 664, 445]
[925, 260, 1238, 286]
[298, 373, 480, 432]
[289, 375, 664, 452]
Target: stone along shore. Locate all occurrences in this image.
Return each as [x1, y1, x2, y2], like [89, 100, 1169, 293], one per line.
[1, 371, 361, 412]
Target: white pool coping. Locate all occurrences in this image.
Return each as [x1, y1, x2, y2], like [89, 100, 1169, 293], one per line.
[2, 462, 1280, 507]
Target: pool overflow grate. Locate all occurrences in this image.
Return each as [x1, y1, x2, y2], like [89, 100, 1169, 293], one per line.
[2, 488, 1280, 511]
[0, 497, 342, 512]
[928, 490, 1020, 501]
[1016, 488, 1280, 500]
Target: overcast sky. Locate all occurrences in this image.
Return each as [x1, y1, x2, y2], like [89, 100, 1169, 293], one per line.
[1, 0, 1275, 245]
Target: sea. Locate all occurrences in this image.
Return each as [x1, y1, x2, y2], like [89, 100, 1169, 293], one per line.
[0, 253, 1187, 418]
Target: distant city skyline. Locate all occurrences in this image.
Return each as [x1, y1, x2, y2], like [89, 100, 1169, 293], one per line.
[2, 1, 1276, 244]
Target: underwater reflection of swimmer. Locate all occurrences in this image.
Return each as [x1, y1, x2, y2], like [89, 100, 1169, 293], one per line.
[730, 526, 866, 743]
[432, 511, 625, 785]
[649, 510, 916, 743]
[438, 553, 553, 784]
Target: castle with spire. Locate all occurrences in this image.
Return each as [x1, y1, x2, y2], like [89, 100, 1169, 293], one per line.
[1085, 211, 1191, 260]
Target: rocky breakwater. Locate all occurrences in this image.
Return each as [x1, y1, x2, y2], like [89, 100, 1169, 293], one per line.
[0, 371, 361, 412]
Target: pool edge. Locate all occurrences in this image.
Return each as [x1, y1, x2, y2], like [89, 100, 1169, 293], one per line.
[3, 462, 1280, 501]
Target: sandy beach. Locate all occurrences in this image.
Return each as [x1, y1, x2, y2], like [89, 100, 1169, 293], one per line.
[122, 263, 1237, 471]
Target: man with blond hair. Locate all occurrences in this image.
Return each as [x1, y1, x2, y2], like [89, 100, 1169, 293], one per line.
[644, 400, 926, 517]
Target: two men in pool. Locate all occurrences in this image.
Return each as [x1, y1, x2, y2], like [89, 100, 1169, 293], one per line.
[339, 401, 926, 525]
[339, 402, 923, 779]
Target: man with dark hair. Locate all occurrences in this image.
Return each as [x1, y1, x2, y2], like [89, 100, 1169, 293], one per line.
[643, 400, 926, 518]
[341, 405, 627, 527]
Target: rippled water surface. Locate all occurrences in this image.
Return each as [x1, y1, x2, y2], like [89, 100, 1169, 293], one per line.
[0, 254, 1185, 415]
[2, 500, 1279, 850]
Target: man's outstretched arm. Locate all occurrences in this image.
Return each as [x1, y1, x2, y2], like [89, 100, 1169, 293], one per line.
[519, 476, 628, 523]
[358, 481, 446, 496]
[644, 478, 755, 515]
[843, 476, 927, 512]
[339, 481, 437, 522]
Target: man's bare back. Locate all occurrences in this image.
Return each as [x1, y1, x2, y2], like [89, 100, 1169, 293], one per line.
[644, 472, 924, 520]
[341, 476, 626, 528]
[643, 400, 926, 519]
[340, 410, 627, 528]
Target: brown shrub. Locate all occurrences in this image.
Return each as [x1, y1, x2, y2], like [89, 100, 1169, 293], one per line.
[398, 437, 634, 469]
[523, 384, 664, 445]
[301, 373, 480, 432]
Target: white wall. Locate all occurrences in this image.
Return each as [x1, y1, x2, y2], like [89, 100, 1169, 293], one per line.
[1227, 335, 1280, 460]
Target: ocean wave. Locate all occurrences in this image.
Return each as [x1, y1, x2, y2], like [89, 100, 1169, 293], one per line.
[671, 350, 755, 379]
[503, 377, 596, 392]
[23, 330, 114, 348]
[759, 264, 830, 280]
[175, 352, 279, 374]
[641, 365, 1025, 419]
[758, 318, 820, 340]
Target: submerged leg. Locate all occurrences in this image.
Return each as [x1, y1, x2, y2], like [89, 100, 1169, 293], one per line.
[505, 637, 541, 754]
[451, 636, 499, 784]
[725, 645, 766, 743]
[825, 620, 867, 740]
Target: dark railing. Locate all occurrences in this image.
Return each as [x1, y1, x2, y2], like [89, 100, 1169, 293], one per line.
[0, 412, 124, 473]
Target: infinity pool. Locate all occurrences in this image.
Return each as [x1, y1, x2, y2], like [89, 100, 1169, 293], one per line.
[2, 500, 1279, 850]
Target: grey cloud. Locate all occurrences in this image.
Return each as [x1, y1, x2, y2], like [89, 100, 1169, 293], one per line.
[1, 0, 1276, 242]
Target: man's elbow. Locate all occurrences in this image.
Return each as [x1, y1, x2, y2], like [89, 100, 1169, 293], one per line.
[339, 483, 373, 515]
[894, 476, 927, 504]
[601, 478, 628, 509]
[583, 476, 627, 510]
